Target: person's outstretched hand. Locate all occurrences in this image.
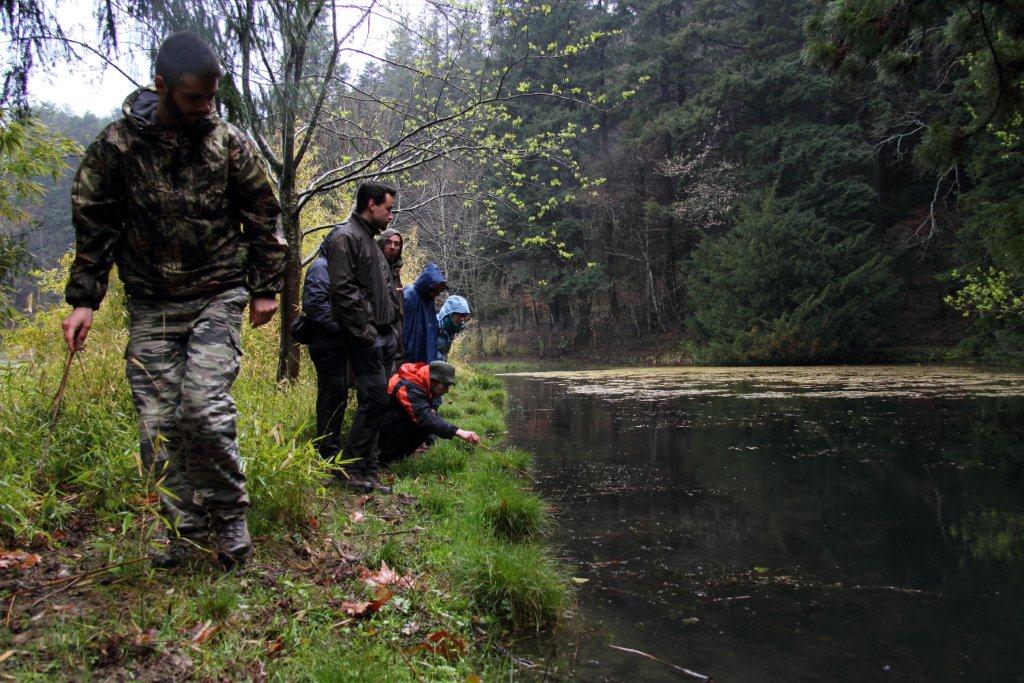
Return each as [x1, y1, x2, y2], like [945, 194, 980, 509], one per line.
[455, 429, 480, 445]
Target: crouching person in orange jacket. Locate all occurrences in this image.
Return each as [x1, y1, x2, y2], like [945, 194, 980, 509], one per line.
[378, 361, 480, 467]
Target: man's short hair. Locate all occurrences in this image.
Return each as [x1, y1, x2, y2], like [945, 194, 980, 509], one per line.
[155, 32, 222, 87]
[356, 182, 397, 213]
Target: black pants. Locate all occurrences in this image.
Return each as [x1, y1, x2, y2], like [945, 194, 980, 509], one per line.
[342, 329, 397, 475]
[308, 344, 348, 461]
[377, 406, 432, 468]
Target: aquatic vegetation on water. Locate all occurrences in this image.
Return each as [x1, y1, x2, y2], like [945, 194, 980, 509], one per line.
[503, 365, 1024, 400]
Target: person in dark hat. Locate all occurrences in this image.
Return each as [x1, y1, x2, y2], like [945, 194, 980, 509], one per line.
[377, 360, 480, 466]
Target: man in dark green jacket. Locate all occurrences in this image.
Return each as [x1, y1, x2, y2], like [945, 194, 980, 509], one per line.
[327, 182, 402, 491]
[61, 32, 287, 569]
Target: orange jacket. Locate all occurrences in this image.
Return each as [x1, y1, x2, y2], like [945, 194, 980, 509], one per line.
[387, 362, 458, 438]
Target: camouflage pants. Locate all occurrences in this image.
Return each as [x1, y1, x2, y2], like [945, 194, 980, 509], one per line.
[125, 287, 250, 539]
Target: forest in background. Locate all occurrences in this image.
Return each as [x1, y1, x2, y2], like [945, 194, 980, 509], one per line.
[2, 0, 1023, 365]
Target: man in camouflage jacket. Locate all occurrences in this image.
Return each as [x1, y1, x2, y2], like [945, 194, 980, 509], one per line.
[61, 32, 286, 569]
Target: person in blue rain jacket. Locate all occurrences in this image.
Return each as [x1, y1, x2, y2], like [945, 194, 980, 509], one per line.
[436, 295, 471, 361]
[402, 263, 447, 364]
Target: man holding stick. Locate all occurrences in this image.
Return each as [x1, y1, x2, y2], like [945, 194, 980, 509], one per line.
[61, 32, 286, 569]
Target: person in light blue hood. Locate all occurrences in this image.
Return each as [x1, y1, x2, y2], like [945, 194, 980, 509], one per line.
[436, 295, 471, 361]
[402, 263, 447, 363]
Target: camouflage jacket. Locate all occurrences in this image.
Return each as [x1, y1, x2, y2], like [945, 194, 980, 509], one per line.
[65, 87, 286, 309]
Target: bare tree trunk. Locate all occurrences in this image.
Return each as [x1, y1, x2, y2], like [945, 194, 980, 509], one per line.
[277, 207, 302, 382]
[276, 116, 301, 382]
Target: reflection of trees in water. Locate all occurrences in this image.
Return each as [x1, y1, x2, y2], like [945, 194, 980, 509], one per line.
[509, 379, 1024, 586]
[506, 377, 1024, 679]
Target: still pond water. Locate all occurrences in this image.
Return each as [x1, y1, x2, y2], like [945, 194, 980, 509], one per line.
[501, 366, 1024, 682]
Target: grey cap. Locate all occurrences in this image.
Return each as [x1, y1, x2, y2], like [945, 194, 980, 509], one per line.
[429, 360, 457, 385]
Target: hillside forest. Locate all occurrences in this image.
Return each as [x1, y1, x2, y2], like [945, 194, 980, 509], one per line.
[2, 0, 1023, 367]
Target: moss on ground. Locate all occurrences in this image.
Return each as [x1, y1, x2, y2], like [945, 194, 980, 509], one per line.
[0, 278, 569, 680]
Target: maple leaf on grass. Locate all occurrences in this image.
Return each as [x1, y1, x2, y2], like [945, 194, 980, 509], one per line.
[0, 550, 41, 570]
[419, 630, 467, 661]
[189, 620, 220, 646]
[360, 560, 416, 589]
[342, 585, 394, 618]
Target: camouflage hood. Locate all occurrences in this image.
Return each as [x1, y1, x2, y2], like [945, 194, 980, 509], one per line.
[376, 227, 404, 283]
[121, 86, 218, 139]
[65, 89, 286, 309]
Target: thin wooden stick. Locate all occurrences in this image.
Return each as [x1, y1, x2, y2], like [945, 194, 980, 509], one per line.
[353, 526, 423, 539]
[609, 645, 711, 681]
[477, 443, 538, 482]
[28, 575, 85, 609]
[10, 556, 148, 597]
[48, 349, 77, 428]
[3, 595, 14, 629]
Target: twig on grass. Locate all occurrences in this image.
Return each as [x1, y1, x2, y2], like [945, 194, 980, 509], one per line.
[28, 575, 85, 609]
[477, 443, 538, 482]
[3, 595, 14, 629]
[10, 556, 149, 598]
[353, 526, 424, 539]
[609, 644, 711, 680]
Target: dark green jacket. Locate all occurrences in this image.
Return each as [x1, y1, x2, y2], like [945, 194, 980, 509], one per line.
[65, 87, 286, 309]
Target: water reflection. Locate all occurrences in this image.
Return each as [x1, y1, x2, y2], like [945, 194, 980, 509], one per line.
[503, 366, 1024, 681]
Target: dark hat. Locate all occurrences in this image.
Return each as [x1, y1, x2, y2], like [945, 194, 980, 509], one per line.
[429, 361, 457, 386]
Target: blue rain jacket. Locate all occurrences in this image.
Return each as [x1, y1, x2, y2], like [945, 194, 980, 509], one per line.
[402, 262, 446, 363]
[301, 225, 343, 347]
[436, 295, 470, 360]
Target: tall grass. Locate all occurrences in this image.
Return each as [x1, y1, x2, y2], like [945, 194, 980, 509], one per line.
[0, 268, 327, 544]
[1, 262, 571, 678]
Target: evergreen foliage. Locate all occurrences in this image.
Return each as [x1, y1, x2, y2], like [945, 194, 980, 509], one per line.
[7, 0, 1024, 361]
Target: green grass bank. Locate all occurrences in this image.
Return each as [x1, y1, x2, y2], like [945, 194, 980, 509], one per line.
[0, 277, 569, 680]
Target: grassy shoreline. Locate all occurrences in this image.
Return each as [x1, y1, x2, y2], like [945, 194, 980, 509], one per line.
[0, 285, 569, 680]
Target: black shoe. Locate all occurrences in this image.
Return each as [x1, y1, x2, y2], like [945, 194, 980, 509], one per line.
[365, 475, 392, 494]
[333, 470, 374, 491]
[334, 471, 391, 494]
[215, 518, 252, 569]
[150, 538, 202, 569]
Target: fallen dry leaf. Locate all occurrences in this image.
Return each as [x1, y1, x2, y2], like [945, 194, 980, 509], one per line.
[419, 630, 467, 661]
[465, 675, 482, 683]
[341, 601, 371, 617]
[133, 629, 157, 648]
[355, 494, 372, 506]
[369, 585, 393, 611]
[341, 585, 394, 619]
[0, 550, 41, 571]
[306, 515, 319, 530]
[265, 637, 284, 658]
[0, 650, 15, 664]
[349, 510, 365, 523]
[360, 561, 416, 589]
[189, 620, 220, 646]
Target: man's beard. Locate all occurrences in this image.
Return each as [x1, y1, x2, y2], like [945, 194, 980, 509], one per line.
[165, 92, 205, 130]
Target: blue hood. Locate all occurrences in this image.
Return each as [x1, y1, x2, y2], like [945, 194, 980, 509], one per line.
[402, 263, 447, 364]
[437, 295, 470, 323]
[412, 262, 446, 297]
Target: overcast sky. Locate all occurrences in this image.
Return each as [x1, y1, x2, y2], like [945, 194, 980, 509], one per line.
[26, 0, 418, 117]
